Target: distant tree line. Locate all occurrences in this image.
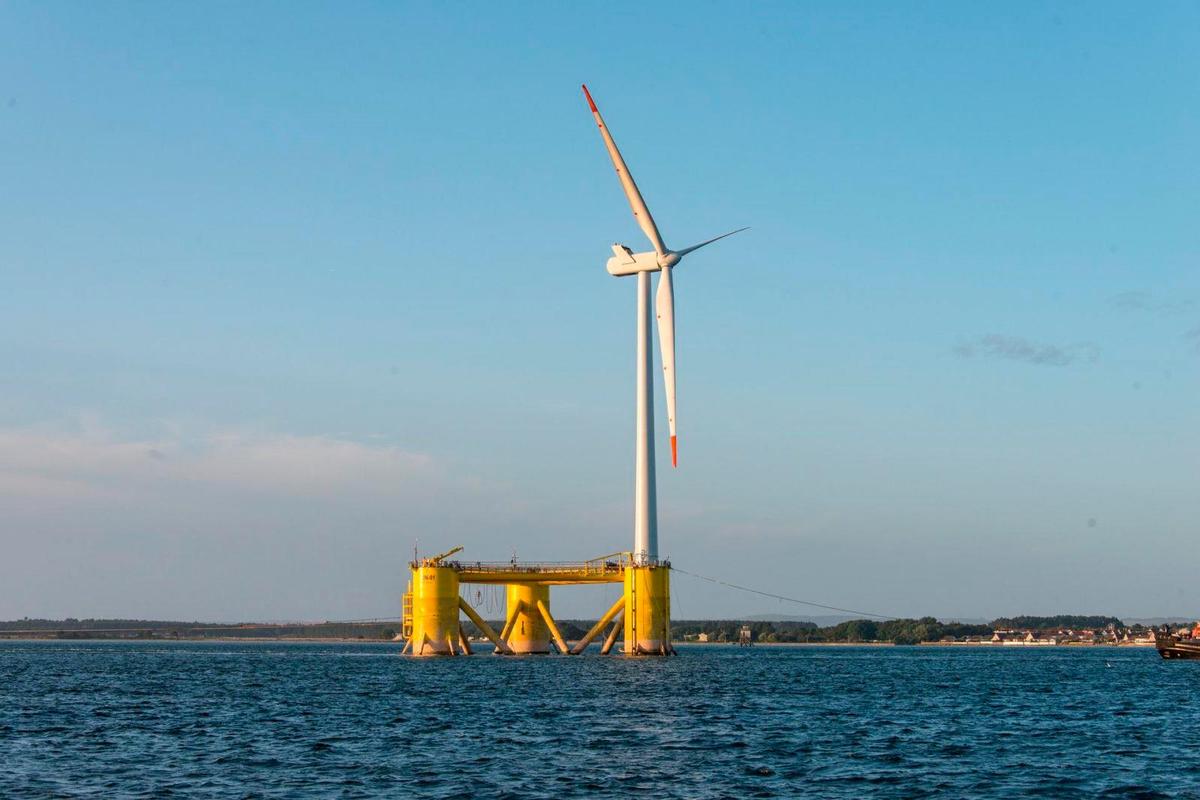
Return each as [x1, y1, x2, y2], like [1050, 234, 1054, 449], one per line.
[2, 614, 1147, 644]
[989, 615, 1123, 631]
[672, 618, 993, 644]
[0, 618, 205, 631]
[0, 618, 400, 640]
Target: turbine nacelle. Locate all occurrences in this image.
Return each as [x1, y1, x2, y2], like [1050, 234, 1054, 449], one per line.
[604, 233, 743, 276]
[606, 245, 662, 276]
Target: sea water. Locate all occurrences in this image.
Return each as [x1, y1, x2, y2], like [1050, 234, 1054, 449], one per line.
[1, 641, 1196, 798]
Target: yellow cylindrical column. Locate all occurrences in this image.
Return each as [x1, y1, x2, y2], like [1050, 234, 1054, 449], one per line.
[505, 584, 551, 654]
[409, 565, 460, 656]
[624, 565, 672, 655]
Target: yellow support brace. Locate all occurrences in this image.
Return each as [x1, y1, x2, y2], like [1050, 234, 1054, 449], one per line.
[497, 600, 523, 651]
[458, 625, 473, 656]
[570, 595, 627, 655]
[536, 599, 570, 655]
[600, 611, 624, 655]
[458, 597, 509, 654]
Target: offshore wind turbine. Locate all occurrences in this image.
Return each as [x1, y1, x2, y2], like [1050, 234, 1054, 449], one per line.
[582, 84, 747, 566]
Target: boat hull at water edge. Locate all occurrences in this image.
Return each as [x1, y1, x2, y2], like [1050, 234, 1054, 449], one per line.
[1155, 631, 1200, 659]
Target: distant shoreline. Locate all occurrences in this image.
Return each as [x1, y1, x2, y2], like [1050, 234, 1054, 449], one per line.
[683, 640, 1154, 648]
[0, 636, 397, 644]
[0, 637, 1156, 648]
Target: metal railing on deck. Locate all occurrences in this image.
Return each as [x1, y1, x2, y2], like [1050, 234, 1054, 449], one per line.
[413, 551, 633, 584]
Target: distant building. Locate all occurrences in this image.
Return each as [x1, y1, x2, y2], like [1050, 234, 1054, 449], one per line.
[697, 632, 709, 643]
[991, 629, 1055, 646]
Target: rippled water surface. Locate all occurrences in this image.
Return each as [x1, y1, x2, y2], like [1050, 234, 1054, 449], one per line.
[2, 641, 1199, 798]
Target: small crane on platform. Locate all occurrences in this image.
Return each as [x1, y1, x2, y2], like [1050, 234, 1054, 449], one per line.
[423, 546, 463, 566]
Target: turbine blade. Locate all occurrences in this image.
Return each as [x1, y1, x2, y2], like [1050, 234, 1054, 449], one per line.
[675, 227, 750, 258]
[582, 84, 667, 256]
[655, 265, 677, 467]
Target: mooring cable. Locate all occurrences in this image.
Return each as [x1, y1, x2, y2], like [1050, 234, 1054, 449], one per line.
[671, 566, 897, 621]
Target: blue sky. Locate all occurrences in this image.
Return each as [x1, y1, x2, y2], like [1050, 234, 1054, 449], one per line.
[1, 2, 1197, 621]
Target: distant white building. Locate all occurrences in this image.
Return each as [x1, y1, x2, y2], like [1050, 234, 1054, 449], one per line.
[991, 630, 1056, 646]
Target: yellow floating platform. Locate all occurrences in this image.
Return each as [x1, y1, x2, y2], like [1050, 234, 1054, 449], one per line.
[401, 549, 673, 657]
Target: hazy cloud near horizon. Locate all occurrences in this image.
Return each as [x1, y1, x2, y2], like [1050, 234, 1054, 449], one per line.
[0, 421, 535, 621]
[0, 424, 436, 502]
[0, 419, 647, 621]
[952, 335, 1099, 367]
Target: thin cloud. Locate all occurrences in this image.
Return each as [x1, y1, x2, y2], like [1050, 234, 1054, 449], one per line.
[1187, 326, 1200, 355]
[1110, 291, 1195, 316]
[954, 335, 1099, 367]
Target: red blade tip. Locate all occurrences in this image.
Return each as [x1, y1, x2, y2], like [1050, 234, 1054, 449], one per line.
[581, 84, 598, 113]
[670, 435, 678, 468]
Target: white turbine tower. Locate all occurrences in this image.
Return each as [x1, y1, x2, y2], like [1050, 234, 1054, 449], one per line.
[583, 84, 747, 566]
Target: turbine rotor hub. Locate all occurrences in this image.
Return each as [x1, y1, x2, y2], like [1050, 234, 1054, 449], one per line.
[657, 251, 680, 269]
